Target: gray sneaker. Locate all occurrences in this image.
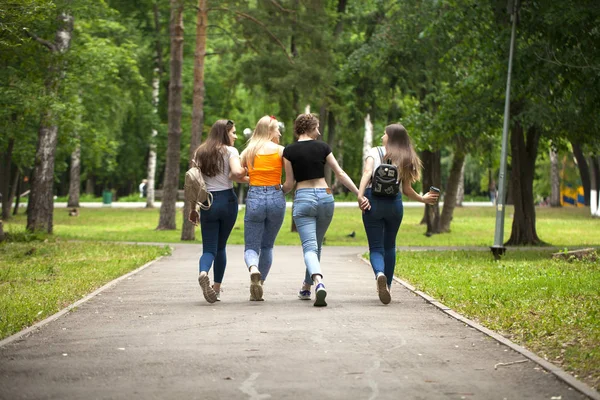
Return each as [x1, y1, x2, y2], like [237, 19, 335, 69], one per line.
[212, 285, 221, 302]
[198, 273, 217, 303]
[377, 273, 391, 305]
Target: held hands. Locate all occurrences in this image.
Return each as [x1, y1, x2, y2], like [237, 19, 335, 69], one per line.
[422, 190, 440, 205]
[358, 195, 371, 211]
[188, 209, 200, 226]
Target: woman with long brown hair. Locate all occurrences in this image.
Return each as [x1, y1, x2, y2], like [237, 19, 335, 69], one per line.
[357, 124, 439, 304]
[188, 119, 247, 303]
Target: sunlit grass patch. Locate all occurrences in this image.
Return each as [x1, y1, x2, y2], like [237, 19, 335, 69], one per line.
[0, 240, 170, 340]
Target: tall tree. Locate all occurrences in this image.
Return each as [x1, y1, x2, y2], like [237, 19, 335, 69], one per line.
[157, 0, 184, 230]
[181, 0, 207, 241]
[26, 12, 74, 233]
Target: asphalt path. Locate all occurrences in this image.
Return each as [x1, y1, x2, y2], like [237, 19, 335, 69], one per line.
[0, 244, 594, 400]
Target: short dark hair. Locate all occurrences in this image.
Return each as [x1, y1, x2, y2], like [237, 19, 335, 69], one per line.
[293, 113, 319, 138]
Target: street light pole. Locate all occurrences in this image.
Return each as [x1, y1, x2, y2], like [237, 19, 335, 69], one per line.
[491, 0, 519, 260]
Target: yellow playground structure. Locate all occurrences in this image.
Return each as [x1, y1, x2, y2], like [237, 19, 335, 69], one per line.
[561, 183, 585, 207]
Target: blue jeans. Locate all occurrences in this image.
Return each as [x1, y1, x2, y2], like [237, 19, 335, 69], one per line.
[292, 188, 335, 285]
[361, 188, 404, 287]
[199, 189, 238, 284]
[244, 186, 286, 281]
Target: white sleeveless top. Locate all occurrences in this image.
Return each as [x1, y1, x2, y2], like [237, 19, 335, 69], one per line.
[202, 146, 238, 191]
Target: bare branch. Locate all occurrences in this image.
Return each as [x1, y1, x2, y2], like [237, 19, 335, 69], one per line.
[23, 28, 56, 51]
[269, 0, 296, 13]
[207, 7, 294, 64]
[534, 49, 600, 72]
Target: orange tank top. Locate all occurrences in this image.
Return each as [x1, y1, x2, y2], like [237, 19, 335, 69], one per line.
[247, 152, 283, 186]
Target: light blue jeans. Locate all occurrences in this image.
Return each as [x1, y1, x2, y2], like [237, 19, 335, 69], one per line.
[244, 186, 286, 281]
[292, 188, 335, 285]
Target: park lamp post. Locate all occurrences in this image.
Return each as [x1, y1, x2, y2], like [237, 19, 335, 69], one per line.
[491, 0, 519, 261]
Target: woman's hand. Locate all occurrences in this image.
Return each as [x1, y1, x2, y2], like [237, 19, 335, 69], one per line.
[422, 191, 439, 205]
[188, 209, 200, 226]
[358, 195, 371, 211]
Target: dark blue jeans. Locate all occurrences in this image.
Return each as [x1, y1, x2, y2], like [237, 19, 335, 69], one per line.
[199, 189, 238, 284]
[361, 188, 404, 287]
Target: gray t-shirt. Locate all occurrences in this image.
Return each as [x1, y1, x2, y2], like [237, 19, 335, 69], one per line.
[203, 146, 239, 191]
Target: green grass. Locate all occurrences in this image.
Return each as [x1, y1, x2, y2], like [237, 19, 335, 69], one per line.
[0, 240, 171, 340]
[5, 205, 599, 248]
[392, 249, 600, 390]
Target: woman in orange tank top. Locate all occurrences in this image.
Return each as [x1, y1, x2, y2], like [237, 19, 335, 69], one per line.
[240, 116, 291, 301]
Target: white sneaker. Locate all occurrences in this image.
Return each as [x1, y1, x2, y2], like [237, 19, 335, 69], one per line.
[377, 273, 391, 305]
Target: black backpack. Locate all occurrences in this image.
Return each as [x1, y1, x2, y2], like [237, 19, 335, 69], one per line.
[372, 147, 400, 197]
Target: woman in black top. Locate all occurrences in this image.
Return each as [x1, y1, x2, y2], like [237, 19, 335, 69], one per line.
[282, 113, 369, 307]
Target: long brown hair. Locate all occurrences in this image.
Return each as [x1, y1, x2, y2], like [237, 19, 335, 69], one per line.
[194, 119, 234, 177]
[383, 124, 422, 184]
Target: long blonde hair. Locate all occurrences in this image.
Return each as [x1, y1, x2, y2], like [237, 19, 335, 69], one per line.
[383, 124, 422, 184]
[241, 116, 279, 169]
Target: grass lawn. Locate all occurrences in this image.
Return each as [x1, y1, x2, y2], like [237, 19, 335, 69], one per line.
[0, 240, 170, 340]
[4, 205, 600, 248]
[392, 249, 600, 391]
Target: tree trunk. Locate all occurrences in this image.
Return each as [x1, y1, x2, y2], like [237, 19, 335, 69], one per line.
[549, 147, 560, 207]
[571, 141, 590, 206]
[157, 0, 184, 231]
[26, 13, 73, 233]
[440, 151, 465, 232]
[1, 138, 14, 220]
[589, 155, 600, 217]
[456, 157, 465, 207]
[506, 122, 542, 245]
[0, 220, 4, 242]
[363, 114, 373, 171]
[421, 150, 441, 235]
[182, 0, 207, 241]
[147, 3, 164, 209]
[67, 142, 80, 207]
[12, 171, 21, 216]
[146, 69, 159, 208]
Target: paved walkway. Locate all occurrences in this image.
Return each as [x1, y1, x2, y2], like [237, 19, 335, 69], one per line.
[0, 244, 593, 399]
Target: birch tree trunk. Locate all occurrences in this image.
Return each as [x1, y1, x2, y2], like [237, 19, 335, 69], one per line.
[182, 0, 207, 241]
[304, 105, 310, 114]
[549, 147, 560, 207]
[589, 155, 600, 217]
[67, 142, 80, 207]
[363, 114, 373, 171]
[146, 68, 159, 208]
[456, 158, 465, 207]
[440, 151, 465, 232]
[27, 13, 74, 233]
[157, 0, 184, 231]
[147, 3, 164, 209]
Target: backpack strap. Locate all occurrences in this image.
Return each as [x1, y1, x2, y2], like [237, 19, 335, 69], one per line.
[376, 146, 384, 163]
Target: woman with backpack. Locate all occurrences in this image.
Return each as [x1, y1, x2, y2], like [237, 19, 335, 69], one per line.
[357, 123, 439, 305]
[188, 119, 247, 303]
[240, 115, 290, 301]
[282, 113, 369, 307]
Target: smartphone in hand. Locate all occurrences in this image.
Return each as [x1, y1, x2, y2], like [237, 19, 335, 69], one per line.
[429, 186, 440, 194]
